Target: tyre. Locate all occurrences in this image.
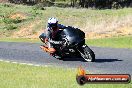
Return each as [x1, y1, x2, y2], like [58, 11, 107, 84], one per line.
[78, 44, 95, 62]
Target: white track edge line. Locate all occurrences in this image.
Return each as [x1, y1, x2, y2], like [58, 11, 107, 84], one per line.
[0, 59, 48, 67]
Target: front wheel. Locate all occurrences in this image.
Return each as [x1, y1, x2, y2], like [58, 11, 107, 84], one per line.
[78, 45, 95, 62]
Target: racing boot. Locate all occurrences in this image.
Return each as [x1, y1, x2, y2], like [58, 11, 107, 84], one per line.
[40, 46, 62, 59]
[48, 48, 56, 54]
[40, 45, 56, 54]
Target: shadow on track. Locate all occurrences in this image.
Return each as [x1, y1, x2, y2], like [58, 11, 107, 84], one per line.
[95, 59, 123, 63]
[61, 56, 123, 63]
[62, 57, 85, 62]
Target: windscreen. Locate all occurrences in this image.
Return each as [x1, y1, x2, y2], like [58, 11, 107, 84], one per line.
[63, 27, 85, 38]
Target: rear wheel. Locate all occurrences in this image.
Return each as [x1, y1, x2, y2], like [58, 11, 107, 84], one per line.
[78, 45, 95, 62]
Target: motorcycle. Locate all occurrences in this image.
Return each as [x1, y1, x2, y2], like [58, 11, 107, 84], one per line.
[40, 26, 95, 62]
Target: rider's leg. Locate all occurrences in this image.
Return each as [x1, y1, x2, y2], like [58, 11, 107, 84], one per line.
[40, 42, 55, 53]
[47, 42, 56, 54]
[39, 33, 55, 54]
[48, 43, 63, 59]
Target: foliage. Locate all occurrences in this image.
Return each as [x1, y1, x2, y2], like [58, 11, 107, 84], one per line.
[40, 0, 54, 7]
[7, 0, 132, 9]
[30, 7, 43, 18]
[3, 17, 23, 24]
[2, 16, 22, 30]
[4, 24, 17, 30]
[112, 1, 122, 9]
[33, 3, 46, 10]
[73, 0, 132, 9]
[2, 3, 14, 7]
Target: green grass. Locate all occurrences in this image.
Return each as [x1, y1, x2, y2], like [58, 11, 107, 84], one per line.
[87, 36, 132, 48]
[0, 61, 131, 88]
[0, 38, 40, 43]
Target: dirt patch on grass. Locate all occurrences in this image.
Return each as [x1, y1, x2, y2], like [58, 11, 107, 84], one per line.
[30, 30, 44, 38]
[0, 0, 8, 3]
[12, 19, 41, 38]
[9, 12, 28, 20]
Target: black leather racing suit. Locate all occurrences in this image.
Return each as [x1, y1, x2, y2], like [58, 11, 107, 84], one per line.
[39, 24, 66, 48]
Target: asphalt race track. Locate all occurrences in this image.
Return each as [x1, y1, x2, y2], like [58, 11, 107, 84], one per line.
[0, 42, 132, 75]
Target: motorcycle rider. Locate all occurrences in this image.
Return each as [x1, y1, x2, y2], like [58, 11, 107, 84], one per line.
[39, 17, 67, 58]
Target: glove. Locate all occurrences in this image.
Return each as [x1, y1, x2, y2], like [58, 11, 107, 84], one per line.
[45, 38, 48, 43]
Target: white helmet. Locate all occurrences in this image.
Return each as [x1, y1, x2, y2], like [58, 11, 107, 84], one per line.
[48, 17, 58, 29]
[48, 17, 58, 24]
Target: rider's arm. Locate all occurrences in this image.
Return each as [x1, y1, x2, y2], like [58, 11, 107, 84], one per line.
[45, 28, 62, 44]
[58, 24, 67, 29]
[45, 26, 52, 39]
[58, 24, 79, 30]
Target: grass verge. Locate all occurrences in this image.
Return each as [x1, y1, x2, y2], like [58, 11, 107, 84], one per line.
[0, 38, 40, 43]
[0, 36, 132, 48]
[87, 36, 132, 48]
[0, 61, 131, 88]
